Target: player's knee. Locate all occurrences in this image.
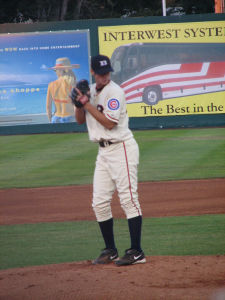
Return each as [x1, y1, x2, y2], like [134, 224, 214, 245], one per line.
[92, 202, 112, 222]
[120, 198, 142, 219]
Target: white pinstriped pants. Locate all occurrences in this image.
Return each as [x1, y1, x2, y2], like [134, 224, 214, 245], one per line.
[92, 137, 142, 222]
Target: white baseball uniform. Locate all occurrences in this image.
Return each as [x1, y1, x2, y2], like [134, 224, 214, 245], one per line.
[85, 80, 142, 222]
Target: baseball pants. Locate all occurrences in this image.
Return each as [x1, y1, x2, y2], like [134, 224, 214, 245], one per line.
[92, 137, 142, 222]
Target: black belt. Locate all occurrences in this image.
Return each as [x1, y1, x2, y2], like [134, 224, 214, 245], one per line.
[99, 140, 113, 147]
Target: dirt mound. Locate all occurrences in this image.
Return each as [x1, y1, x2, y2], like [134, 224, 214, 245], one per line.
[0, 256, 225, 300]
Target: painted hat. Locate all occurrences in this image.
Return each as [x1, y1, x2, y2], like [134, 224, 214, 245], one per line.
[49, 57, 80, 70]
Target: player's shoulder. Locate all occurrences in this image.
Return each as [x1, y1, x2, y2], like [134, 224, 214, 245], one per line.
[109, 80, 122, 89]
[107, 80, 124, 94]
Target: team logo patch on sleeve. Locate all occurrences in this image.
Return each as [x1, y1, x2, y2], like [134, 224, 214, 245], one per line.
[107, 98, 120, 110]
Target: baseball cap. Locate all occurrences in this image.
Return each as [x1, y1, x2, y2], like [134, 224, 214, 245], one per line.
[91, 54, 114, 75]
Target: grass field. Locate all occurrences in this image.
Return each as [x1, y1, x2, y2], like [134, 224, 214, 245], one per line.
[0, 127, 225, 188]
[0, 214, 225, 270]
[0, 127, 225, 270]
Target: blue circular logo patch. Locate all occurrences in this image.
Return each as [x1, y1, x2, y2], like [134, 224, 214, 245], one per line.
[107, 99, 120, 110]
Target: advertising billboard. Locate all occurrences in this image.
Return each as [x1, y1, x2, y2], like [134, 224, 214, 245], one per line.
[0, 30, 91, 125]
[98, 21, 225, 117]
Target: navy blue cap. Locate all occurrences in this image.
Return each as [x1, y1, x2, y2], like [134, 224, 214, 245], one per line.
[91, 55, 114, 75]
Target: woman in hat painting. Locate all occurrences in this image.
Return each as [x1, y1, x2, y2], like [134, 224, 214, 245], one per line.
[46, 57, 80, 123]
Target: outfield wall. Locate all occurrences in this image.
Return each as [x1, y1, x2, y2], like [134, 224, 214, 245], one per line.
[0, 13, 224, 135]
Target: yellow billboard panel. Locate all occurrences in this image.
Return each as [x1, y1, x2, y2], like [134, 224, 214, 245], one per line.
[127, 92, 225, 117]
[98, 21, 225, 117]
[99, 21, 225, 57]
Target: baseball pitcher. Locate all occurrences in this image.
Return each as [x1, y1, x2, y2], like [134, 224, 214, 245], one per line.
[70, 54, 146, 266]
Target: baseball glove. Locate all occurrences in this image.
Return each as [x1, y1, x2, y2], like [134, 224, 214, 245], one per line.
[70, 79, 90, 108]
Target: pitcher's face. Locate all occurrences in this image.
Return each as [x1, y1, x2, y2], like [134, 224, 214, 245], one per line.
[92, 71, 110, 89]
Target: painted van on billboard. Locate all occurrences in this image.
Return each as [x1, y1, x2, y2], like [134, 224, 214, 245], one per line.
[110, 43, 225, 105]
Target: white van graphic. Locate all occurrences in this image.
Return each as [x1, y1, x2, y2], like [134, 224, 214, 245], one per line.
[111, 43, 225, 105]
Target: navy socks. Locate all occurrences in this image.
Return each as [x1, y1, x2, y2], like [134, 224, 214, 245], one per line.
[128, 215, 142, 252]
[98, 215, 143, 252]
[98, 218, 116, 250]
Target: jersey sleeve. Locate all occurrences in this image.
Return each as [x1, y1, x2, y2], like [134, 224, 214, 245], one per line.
[103, 88, 125, 124]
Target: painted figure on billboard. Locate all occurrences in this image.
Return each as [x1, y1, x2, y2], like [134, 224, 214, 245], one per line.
[46, 57, 80, 123]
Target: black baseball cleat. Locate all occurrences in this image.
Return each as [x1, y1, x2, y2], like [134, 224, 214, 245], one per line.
[92, 248, 119, 265]
[115, 248, 146, 266]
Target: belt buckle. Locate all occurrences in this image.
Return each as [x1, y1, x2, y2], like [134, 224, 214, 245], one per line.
[99, 140, 112, 147]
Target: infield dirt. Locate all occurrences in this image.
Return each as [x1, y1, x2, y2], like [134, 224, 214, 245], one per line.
[0, 178, 225, 300]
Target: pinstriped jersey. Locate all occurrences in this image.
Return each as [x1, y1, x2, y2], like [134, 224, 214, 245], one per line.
[85, 80, 133, 143]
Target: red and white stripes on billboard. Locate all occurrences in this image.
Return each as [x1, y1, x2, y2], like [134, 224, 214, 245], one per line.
[121, 61, 225, 104]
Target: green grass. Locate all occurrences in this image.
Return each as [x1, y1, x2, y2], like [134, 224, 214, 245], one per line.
[0, 214, 224, 270]
[135, 127, 225, 181]
[0, 133, 98, 188]
[0, 128, 225, 188]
